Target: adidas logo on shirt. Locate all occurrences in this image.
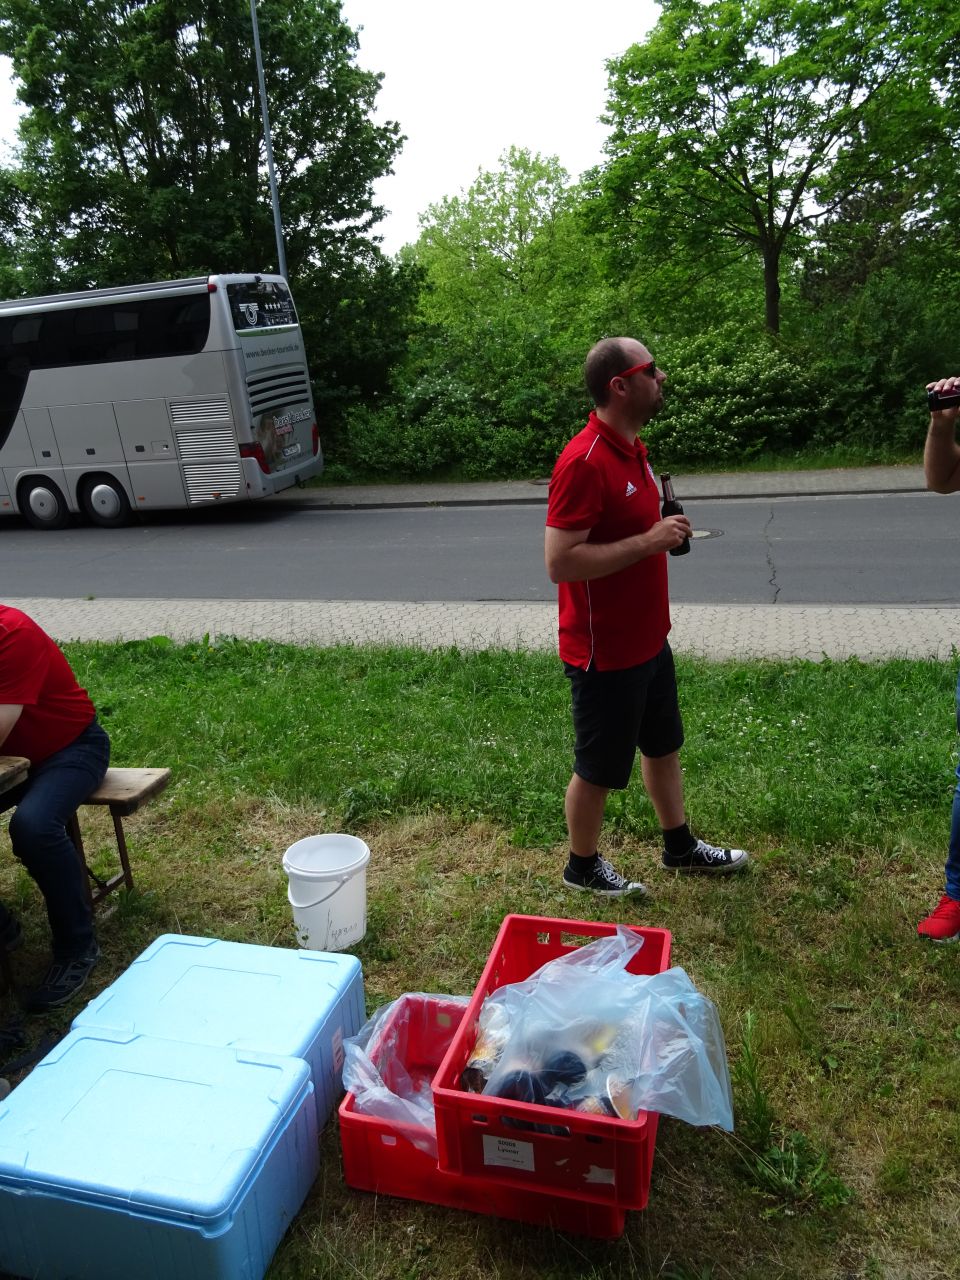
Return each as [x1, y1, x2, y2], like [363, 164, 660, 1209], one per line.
[625, 481, 637, 497]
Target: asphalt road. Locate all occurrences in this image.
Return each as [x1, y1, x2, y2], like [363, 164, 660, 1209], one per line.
[0, 490, 956, 604]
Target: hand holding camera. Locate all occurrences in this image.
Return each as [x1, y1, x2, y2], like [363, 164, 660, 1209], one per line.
[927, 378, 960, 412]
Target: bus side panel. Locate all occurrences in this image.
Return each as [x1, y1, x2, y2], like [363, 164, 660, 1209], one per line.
[2, 415, 37, 469]
[115, 400, 185, 509]
[27, 350, 226, 406]
[127, 460, 187, 508]
[1, 412, 48, 512]
[49, 403, 133, 510]
[22, 408, 63, 469]
[115, 399, 177, 463]
[9, 408, 75, 514]
[50, 404, 126, 466]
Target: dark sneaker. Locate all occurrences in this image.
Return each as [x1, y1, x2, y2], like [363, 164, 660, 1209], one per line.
[917, 894, 960, 942]
[0, 916, 23, 954]
[563, 856, 647, 897]
[20, 945, 101, 1013]
[662, 838, 749, 874]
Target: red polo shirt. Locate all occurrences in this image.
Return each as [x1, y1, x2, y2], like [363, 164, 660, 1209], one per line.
[0, 605, 96, 764]
[546, 413, 670, 671]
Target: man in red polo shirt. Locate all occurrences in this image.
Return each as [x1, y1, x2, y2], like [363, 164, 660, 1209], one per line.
[545, 336, 749, 895]
[0, 605, 109, 1009]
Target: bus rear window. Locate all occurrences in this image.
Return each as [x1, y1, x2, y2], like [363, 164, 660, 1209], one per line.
[227, 281, 298, 331]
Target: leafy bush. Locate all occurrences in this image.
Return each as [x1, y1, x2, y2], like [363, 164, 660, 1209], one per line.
[326, 358, 588, 481]
[647, 330, 835, 464]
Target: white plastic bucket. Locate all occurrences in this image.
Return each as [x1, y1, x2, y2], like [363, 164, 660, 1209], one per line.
[282, 833, 370, 952]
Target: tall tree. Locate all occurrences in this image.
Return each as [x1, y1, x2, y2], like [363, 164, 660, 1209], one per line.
[412, 147, 605, 394]
[597, 0, 951, 334]
[0, 0, 401, 289]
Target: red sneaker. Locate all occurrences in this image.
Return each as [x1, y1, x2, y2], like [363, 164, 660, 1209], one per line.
[917, 894, 960, 942]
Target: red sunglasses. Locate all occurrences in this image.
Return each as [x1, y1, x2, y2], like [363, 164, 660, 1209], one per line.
[609, 360, 657, 387]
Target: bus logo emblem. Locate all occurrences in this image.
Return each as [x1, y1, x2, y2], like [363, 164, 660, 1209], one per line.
[242, 303, 259, 326]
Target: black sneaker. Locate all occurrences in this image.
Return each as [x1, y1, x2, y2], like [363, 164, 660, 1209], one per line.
[662, 838, 749, 874]
[20, 944, 101, 1013]
[563, 857, 647, 897]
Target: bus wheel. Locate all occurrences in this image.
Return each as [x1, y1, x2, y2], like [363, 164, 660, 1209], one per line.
[18, 477, 72, 530]
[81, 476, 132, 528]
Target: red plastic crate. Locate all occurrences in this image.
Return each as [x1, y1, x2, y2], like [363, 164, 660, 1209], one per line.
[338, 993, 625, 1238]
[432, 914, 672, 1210]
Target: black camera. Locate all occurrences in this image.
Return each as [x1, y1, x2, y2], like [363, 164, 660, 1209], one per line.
[928, 387, 960, 410]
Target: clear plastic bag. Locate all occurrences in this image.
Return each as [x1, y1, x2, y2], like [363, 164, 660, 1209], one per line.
[342, 992, 470, 1158]
[464, 926, 733, 1130]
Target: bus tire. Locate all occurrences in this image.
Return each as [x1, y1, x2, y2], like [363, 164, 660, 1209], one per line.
[80, 475, 132, 528]
[17, 476, 72, 530]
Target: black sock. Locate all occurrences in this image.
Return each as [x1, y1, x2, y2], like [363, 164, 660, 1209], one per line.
[662, 823, 694, 859]
[568, 851, 599, 873]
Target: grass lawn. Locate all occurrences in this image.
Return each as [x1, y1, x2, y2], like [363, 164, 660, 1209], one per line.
[3, 639, 958, 1279]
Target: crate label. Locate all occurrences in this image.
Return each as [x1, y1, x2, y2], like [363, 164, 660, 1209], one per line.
[332, 1026, 344, 1073]
[585, 1165, 616, 1185]
[482, 1134, 535, 1172]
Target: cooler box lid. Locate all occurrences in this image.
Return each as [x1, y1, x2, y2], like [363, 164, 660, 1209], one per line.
[0, 1029, 312, 1225]
[73, 934, 360, 1057]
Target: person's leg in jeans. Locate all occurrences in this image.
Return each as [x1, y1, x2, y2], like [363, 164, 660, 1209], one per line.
[945, 669, 960, 903]
[919, 668, 960, 939]
[6, 720, 109, 959]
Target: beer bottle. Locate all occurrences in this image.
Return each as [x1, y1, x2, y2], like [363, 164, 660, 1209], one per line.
[659, 473, 690, 557]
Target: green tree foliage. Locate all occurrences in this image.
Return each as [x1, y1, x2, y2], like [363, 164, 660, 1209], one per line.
[790, 0, 960, 443]
[598, 0, 951, 335]
[334, 148, 608, 480]
[0, 0, 399, 285]
[0, 0, 415, 430]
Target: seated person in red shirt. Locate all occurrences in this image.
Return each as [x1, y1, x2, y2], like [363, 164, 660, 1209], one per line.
[0, 605, 109, 1010]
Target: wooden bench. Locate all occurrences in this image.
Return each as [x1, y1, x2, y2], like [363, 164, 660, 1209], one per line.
[66, 768, 172, 907]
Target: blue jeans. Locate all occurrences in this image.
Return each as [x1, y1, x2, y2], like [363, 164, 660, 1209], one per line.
[0, 719, 110, 958]
[947, 670, 960, 902]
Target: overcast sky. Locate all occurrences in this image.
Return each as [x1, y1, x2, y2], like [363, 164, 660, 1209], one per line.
[341, 0, 660, 252]
[0, 1, 661, 256]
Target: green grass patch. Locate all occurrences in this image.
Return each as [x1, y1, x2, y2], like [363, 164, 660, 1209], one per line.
[2, 639, 959, 1277]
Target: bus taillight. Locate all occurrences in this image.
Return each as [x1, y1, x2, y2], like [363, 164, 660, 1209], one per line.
[239, 442, 270, 474]
[311, 423, 319, 456]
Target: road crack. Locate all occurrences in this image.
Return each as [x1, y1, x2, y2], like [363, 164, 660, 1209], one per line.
[764, 505, 780, 603]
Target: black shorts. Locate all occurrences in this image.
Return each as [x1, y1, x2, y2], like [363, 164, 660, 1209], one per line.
[565, 642, 684, 790]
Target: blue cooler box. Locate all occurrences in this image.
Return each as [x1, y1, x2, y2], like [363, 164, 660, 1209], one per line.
[0, 1029, 317, 1280]
[73, 934, 365, 1127]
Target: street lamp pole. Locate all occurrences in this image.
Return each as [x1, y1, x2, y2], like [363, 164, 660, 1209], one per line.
[249, 0, 288, 280]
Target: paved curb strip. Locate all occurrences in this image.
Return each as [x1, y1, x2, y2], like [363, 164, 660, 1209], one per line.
[7, 598, 959, 662]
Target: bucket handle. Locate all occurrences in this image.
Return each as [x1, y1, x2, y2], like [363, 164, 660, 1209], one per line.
[287, 873, 352, 912]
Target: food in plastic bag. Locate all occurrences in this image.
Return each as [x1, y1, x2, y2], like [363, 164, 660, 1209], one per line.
[342, 992, 469, 1159]
[459, 925, 734, 1131]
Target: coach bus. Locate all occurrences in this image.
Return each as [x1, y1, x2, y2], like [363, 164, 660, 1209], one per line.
[0, 273, 323, 528]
